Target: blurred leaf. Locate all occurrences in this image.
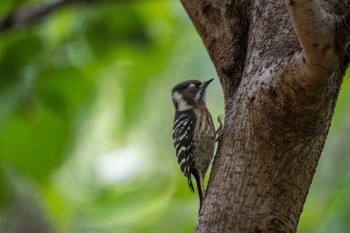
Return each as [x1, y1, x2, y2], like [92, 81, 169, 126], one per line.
[0, 33, 42, 89]
[0, 104, 69, 181]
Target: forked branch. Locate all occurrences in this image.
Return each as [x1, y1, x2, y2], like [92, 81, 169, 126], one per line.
[285, 0, 350, 79]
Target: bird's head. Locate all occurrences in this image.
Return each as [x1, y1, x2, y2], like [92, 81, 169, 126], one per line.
[171, 79, 213, 111]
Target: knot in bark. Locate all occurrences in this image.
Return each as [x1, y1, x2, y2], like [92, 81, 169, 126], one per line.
[249, 214, 294, 233]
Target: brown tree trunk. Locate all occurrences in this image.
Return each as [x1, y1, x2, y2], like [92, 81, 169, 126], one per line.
[180, 0, 350, 232]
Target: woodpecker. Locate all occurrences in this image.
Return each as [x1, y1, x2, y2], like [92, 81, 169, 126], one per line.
[171, 79, 216, 209]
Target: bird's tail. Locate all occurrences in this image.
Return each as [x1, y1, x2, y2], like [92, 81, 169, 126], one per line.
[193, 171, 205, 211]
[185, 163, 195, 193]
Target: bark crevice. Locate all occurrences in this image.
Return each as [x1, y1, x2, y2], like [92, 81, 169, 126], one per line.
[179, 0, 350, 232]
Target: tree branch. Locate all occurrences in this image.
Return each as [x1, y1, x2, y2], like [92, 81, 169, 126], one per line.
[179, 0, 248, 110]
[285, 0, 350, 78]
[180, 1, 350, 232]
[0, 0, 73, 34]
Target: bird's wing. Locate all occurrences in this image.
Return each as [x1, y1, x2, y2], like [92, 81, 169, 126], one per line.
[172, 110, 196, 192]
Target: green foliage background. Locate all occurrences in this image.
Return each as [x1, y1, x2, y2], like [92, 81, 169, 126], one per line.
[0, 1, 349, 232]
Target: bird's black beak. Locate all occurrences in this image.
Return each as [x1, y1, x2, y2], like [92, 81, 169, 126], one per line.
[201, 78, 214, 89]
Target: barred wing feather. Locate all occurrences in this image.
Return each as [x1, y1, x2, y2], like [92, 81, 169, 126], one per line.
[172, 110, 196, 193]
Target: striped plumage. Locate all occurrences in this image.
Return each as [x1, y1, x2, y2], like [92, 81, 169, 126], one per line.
[171, 79, 215, 209]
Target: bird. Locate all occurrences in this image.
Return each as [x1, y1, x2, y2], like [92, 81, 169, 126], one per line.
[171, 79, 216, 210]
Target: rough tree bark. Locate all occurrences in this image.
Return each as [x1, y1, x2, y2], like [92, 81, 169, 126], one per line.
[180, 0, 350, 232]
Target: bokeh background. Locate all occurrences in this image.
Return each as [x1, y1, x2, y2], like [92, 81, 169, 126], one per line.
[0, 1, 349, 233]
